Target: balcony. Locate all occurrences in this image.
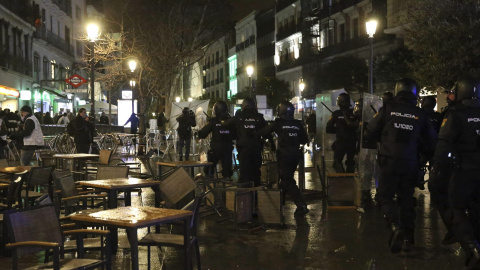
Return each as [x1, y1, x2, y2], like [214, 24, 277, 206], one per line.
[276, 23, 300, 41]
[0, 0, 33, 24]
[51, 0, 72, 17]
[0, 53, 33, 76]
[34, 26, 74, 57]
[215, 78, 219, 85]
[313, 0, 360, 20]
[219, 56, 224, 63]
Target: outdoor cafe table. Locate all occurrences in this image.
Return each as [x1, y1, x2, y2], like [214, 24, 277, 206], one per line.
[157, 160, 213, 180]
[53, 153, 99, 171]
[0, 166, 33, 183]
[77, 178, 161, 209]
[70, 206, 193, 270]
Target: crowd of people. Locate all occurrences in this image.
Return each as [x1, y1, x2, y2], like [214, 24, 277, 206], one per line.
[321, 77, 480, 269]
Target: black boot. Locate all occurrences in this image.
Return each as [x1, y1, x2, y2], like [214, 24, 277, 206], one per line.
[464, 241, 480, 270]
[294, 203, 309, 216]
[388, 223, 404, 254]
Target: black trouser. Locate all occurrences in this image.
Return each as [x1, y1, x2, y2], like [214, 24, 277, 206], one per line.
[377, 156, 417, 232]
[449, 169, 480, 244]
[333, 139, 356, 173]
[177, 136, 191, 160]
[237, 145, 262, 186]
[428, 165, 454, 234]
[204, 146, 233, 178]
[76, 143, 90, 154]
[278, 148, 304, 208]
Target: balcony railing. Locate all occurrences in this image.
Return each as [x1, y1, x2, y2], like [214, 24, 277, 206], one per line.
[34, 26, 74, 57]
[51, 0, 72, 17]
[0, 53, 33, 76]
[0, 0, 34, 24]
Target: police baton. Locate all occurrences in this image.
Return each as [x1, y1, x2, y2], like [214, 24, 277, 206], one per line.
[369, 105, 377, 114]
[321, 102, 333, 113]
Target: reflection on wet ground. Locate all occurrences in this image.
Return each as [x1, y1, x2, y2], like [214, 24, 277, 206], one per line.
[0, 148, 467, 269]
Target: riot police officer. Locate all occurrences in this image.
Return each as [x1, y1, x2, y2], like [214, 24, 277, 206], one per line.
[432, 77, 480, 269]
[261, 101, 309, 216]
[326, 93, 358, 173]
[223, 98, 268, 186]
[176, 107, 196, 161]
[364, 78, 437, 253]
[197, 101, 234, 179]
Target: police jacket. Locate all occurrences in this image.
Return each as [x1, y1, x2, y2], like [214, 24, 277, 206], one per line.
[424, 109, 442, 134]
[197, 115, 234, 150]
[364, 98, 437, 161]
[434, 99, 480, 170]
[223, 109, 267, 148]
[176, 112, 196, 139]
[261, 116, 308, 153]
[326, 108, 358, 141]
[73, 115, 93, 144]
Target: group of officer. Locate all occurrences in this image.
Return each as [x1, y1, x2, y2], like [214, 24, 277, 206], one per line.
[196, 98, 309, 216]
[354, 77, 480, 269]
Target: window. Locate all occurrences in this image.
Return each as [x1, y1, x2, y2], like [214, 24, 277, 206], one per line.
[65, 66, 70, 79]
[76, 5, 82, 20]
[43, 57, 48, 79]
[65, 26, 70, 45]
[51, 59, 56, 79]
[353, 18, 359, 38]
[220, 68, 223, 82]
[34, 53, 40, 81]
[340, 24, 345, 43]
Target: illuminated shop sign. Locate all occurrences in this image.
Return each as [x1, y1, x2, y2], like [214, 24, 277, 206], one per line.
[0, 85, 20, 97]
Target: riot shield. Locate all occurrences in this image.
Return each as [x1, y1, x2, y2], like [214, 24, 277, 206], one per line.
[357, 93, 383, 192]
[316, 89, 349, 182]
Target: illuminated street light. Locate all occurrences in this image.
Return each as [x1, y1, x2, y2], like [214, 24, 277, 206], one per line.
[175, 96, 181, 103]
[366, 19, 377, 94]
[188, 97, 193, 102]
[129, 60, 137, 73]
[86, 23, 99, 122]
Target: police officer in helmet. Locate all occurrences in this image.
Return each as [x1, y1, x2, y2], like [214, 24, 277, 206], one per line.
[261, 101, 309, 216]
[223, 97, 268, 186]
[364, 78, 437, 253]
[197, 101, 234, 179]
[432, 77, 480, 269]
[326, 92, 358, 173]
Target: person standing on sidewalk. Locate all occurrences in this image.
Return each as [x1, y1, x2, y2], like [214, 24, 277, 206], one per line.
[71, 108, 93, 154]
[11, 105, 44, 165]
[176, 107, 196, 161]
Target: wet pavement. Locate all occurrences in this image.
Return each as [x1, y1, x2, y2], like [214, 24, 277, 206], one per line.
[0, 148, 469, 269]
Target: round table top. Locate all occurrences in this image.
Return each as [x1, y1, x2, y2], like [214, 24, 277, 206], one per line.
[0, 166, 32, 174]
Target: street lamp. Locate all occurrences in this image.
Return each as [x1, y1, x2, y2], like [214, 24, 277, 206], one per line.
[128, 60, 137, 73]
[366, 19, 377, 94]
[175, 96, 181, 103]
[188, 97, 193, 102]
[246, 66, 254, 98]
[299, 80, 305, 121]
[86, 23, 99, 121]
[130, 79, 136, 113]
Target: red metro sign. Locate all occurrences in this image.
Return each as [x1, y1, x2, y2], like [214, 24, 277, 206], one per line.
[65, 74, 88, 88]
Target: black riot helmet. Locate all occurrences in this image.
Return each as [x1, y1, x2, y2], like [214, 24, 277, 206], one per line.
[277, 100, 295, 118]
[241, 97, 257, 111]
[382, 91, 394, 105]
[353, 98, 363, 116]
[421, 96, 436, 112]
[182, 107, 189, 114]
[213, 101, 228, 117]
[453, 77, 480, 102]
[336, 93, 351, 108]
[394, 78, 419, 97]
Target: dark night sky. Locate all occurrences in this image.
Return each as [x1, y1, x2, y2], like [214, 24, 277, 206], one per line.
[231, 0, 276, 21]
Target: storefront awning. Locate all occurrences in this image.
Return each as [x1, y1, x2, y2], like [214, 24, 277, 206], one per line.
[0, 85, 19, 97]
[42, 88, 68, 99]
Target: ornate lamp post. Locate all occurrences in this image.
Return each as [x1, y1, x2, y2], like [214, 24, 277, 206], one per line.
[366, 19, 377, 94]
[246, 66, 254, 98]
[86, 23, 99, 119]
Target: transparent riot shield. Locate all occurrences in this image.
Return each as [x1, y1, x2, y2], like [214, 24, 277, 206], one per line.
[315, 89, 349, 186]
[357, 93, 383, 192]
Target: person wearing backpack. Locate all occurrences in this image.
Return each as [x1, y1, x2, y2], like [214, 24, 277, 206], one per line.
[71, 108, 93, 153]
[176, 107, 196, 161]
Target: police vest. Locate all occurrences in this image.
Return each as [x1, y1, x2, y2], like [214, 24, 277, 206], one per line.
[275, 118, 307, 148]
[24, 115, 45, 146]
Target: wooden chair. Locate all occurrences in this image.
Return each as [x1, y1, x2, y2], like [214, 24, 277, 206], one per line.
[4, 204, 111, 270]
[0, 170, 29, 210]
[84, 149, 113, 178]
[95, 165, 129, 180]
[54, 174, 107, 216]
[21, 166, 54, 207]
[139, 192, 204, 270]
